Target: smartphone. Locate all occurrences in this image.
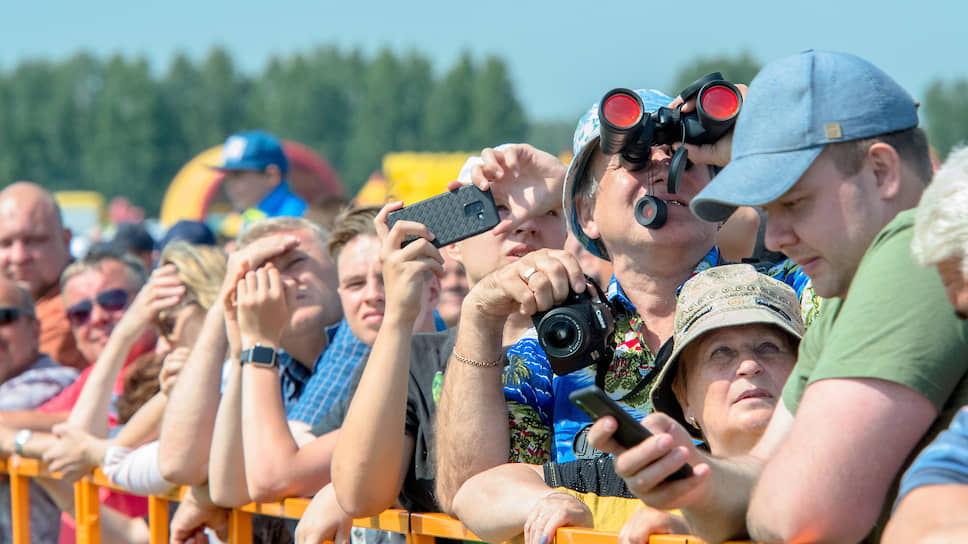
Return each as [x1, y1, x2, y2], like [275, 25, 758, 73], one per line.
[569, 385, 693, 481]
[386, 185, 500, 247]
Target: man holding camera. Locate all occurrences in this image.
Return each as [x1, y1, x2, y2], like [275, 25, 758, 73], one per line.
[435, 87, 815, 514]
[587, 50, 968, 543]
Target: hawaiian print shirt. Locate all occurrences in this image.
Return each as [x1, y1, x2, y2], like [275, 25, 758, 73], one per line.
[502, 248, 818, 464]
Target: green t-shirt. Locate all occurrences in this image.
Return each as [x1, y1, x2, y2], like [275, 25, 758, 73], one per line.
[781, 209, 968, 540]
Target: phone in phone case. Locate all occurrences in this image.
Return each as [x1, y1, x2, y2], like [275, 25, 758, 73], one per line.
[569, 385, 694, 481]
[386, 185, 500, 247]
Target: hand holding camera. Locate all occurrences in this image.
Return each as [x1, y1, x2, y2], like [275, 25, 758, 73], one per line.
[464, 249, 586, 326]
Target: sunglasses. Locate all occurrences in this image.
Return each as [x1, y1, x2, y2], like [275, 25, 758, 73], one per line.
[0, 307, 33, 326]
[66, 288, 130, 327]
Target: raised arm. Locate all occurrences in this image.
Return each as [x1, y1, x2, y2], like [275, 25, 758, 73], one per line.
[331, 204, 442, 516]
[435, 249, 585, 512]
[158, 235, 298, 485]
[68, 264, 184, 436]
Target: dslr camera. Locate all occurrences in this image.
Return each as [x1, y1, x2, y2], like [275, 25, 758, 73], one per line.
[532, 277, 615, 375]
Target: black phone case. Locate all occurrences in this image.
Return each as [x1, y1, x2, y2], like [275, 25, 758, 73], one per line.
[569, 385, 693, 481]
[386, 185, 500, 248]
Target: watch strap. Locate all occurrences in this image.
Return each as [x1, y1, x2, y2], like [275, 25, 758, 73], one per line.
[14, 429, 33, 456]
[240, 344, 279, 369]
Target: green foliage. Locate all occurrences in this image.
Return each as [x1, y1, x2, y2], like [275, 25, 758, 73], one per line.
[922, 78, 968, 160]
[0, 46, 530, 213]
[671, 51, 762, 94]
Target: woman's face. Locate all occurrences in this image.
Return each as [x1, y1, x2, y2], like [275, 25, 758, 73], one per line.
[677, 323, 797, 456]
[155, 303, 206, 353]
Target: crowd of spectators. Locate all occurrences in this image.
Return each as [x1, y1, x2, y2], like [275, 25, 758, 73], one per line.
[2, 49, 968, 544]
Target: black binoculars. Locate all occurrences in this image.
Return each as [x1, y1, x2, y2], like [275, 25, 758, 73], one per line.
[597, 73, 742, 228]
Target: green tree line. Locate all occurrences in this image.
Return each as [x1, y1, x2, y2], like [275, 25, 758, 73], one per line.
[0, 46, 528, 214]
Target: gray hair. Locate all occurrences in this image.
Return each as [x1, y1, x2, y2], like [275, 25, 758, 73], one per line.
[236, 216, 330, 251]
[912, 146, 968, 275]
[60, 246, 147, 292]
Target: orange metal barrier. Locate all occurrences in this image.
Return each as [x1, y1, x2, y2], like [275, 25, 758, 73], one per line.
[0, 456, 748, 544]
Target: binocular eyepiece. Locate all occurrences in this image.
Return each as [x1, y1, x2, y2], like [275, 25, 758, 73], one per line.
[598, 73, 742, 229]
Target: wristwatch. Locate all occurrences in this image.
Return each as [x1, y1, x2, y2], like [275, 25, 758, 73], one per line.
[13, 429, 33, 456]
[239, 344, 279, 369]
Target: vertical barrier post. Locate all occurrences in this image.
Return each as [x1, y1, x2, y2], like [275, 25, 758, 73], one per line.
[148, 495, 170, 544]
[74, 477, 101, 544]
[228, 508, 253, 544]
[8, 460, 31, 544]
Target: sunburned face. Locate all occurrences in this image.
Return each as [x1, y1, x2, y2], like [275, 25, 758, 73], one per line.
[578, 146, 718, 260]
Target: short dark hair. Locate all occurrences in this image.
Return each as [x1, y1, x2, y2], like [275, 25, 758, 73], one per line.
[327, 206, 380, 261]
[826, 126, 933, 185]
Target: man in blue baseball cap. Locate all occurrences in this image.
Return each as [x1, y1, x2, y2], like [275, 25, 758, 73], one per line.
[589, 50, 968, 543]
[213, 130, 307, 222]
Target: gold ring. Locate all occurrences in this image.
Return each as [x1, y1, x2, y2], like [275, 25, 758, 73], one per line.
[522, 266, 537, 281]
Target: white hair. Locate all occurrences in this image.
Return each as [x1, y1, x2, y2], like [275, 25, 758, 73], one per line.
[912, 146, 968, 275]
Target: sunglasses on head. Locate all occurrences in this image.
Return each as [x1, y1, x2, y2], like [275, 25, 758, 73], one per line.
[0, 307, 33, 326]
[66, 288, 130, 327]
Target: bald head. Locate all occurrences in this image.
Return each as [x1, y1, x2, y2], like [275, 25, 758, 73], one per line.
[0, 182, 73, 298]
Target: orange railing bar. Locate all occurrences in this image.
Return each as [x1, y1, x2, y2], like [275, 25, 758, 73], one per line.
[0, 456, 753, 544]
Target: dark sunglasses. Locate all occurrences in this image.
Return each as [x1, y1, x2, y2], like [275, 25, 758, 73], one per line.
[66, 288, 130, 327]
[0, 307, 33, 326]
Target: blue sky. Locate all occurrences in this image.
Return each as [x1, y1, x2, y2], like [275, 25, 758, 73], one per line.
[1, 0, 962, 121]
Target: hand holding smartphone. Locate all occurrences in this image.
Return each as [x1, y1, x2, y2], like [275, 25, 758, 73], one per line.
[570, 385, 693, 482]
[386, 185, 500, 247]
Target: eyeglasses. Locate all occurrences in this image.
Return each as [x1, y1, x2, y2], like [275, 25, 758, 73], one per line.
[0, 307, 33, 326]
[65, 288, 130, 327]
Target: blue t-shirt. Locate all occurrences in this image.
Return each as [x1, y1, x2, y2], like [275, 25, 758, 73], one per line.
[895, 406, 968, 511]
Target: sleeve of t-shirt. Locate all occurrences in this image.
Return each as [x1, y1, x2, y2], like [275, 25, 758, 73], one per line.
[895, 407, 968, 510]
[785, 216, 968, 412]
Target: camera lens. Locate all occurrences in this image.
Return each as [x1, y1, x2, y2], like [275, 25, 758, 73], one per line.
[546, 320, 577, 350]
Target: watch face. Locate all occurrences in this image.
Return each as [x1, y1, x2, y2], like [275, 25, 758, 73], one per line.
[241, 345, 278, 367]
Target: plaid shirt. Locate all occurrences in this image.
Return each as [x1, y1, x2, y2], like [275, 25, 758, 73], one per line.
[0, 354, 79, 411]
[287, 320, 370, 425]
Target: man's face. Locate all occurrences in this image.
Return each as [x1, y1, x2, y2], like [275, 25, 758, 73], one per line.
[936, 257, 968, 319]
[62, 260, 139, 364]
[436, 253, 469, 327]
[221, 169, 276, 212]
[266, 229, 342, 338]
[579, 146, 718, 260]
[761, 149, 882, 299]
[455, 182, 567, 285]
[0, 280, 40, 384]
[336, 235, 385, 346]
[0, 194, 72, 298]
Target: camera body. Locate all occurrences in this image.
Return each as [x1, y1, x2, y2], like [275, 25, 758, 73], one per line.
[532, 279, 615, 376]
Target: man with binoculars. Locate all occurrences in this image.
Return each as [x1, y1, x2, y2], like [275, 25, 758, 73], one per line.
[585, 50, 968, 543]
[435, 76, 815, 524]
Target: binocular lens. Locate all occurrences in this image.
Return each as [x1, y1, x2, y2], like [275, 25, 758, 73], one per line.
[602, 93, 641, 128]
[700, 86, 740, 120]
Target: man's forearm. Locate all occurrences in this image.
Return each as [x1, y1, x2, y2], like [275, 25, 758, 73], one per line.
[435, 310, 510, 513]
[240, 364, 316, 501]
[331, 313, 414, 516]
[452, 463, 548, 543]
[158, 305, 228, 484]
[680, 455, 762, 543]
[208, 363, 250, 507]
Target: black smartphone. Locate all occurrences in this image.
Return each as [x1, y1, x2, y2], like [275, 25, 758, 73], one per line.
[386, 185, 500, 247]
[569, 385, 693, 481]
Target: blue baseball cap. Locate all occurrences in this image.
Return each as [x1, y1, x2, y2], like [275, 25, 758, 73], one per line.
[213, 130, 289, 174]
[691, 50, 919, 223]
[562, 89, 674, 260]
